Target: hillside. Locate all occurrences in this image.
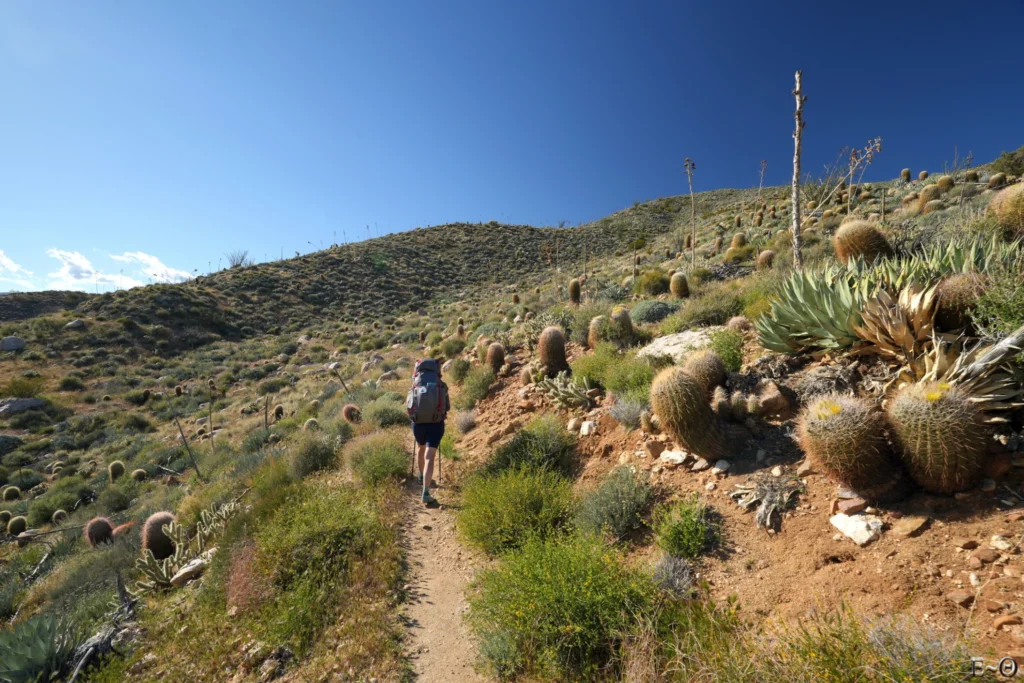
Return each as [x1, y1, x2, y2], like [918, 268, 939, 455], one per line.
[2, 160, 1024, 682]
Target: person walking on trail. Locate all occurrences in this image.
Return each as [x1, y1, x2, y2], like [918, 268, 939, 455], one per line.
[406, 358, 449, 506]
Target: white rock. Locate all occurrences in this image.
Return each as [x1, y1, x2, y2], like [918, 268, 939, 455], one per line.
[659, 451, 687, 468]
[829, 513, 884, 546]
[441, 359, 454, 373]
[691, 458, 711, 472]
[705, 481, 716, 491]
[1, 336, 25, 352]
[513, 315, 523, 324]
[970, 572, 982, 588]
[771, 466, 783, 477]
[567, 418, 582, 433]
[636, 329, 716, 365]
[170, 556, 209, 587]
[992, 535, 1014, 551]
[64, 319, 85, 330]
[711, 460, 731, 475]
[579, 421, 597, 436]
[325, 362, 340, 371]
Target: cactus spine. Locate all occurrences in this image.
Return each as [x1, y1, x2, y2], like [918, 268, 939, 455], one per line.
[681, 349, 727, 397]
[650, 368, 737, 460]
[796, 395, 909, 503]
[886, 382, 988, 494]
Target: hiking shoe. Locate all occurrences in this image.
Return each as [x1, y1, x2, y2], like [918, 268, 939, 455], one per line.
[422, 491, 438, 506]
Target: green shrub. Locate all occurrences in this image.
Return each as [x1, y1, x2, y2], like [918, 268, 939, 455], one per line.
[468, 533, 653, 680]
[604, 354, 655, 396]
[459, 467, 574, 555]
[0, 376, 44, 399]
[348, 433, 408, 486]
[570, 342, 618, 388]
[123, 389, 150, 406]
[58, 376, 85, 391]
[454, 366, 494, 410]
[290, 433, 337, 478]
[662, 285, 742, 333]
[575, 466, 653, 541]
[636, 269, 670, 296]
[363, 396, 409, 428]
[448, 358, 471, 383]
[252, 481, 400, 654]
[654, 494, 719, 559]
[242, 427, 273, 454]
[707, 328, 744, 372]
[440, 338, 466, 359]
[27, 490, 81, 527]
[257, 377, 287, 396]
[486, 415, 575, 476]
[973, 260, 1024, 340]
[992, 143, 1024, 177]
[569, 303, 608, 345]
[631, 300, 679, 324]
[99, 485, 132, 513]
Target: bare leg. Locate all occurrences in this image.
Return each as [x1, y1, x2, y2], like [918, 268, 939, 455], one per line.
[416, 442, 426, 477]
[422, 446, 437, 497]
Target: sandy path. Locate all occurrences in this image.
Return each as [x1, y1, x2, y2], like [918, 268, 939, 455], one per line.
[403, 482, 485, 683]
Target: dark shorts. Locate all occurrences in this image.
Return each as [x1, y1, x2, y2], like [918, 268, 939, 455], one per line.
[412, 422, 445, 448]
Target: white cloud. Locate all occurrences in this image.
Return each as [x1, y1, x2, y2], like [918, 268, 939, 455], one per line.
[46, 248, 143, 291]
[110, 251, 193, 284]
[0, 250, 35, 290]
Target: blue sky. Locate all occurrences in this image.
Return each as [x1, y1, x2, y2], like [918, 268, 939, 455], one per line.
[1, 1, 1021, 293]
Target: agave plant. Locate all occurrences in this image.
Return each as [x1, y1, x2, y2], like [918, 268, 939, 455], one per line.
[0, 613, 82, 683]
[853, 282, 939, 364]
[755, 266, 865, 354]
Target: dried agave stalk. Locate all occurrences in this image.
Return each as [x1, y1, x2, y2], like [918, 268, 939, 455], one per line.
[854, 282, 938, 364]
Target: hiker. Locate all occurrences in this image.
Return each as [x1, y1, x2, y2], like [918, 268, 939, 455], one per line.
[406, 358, 450, 506]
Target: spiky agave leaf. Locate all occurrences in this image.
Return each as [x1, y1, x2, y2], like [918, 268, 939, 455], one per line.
[755, 266, 865, 354]
[853, 282, 939, 363]
[0, 613, 81, 683]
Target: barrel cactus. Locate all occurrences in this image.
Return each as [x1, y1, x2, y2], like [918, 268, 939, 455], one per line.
[756, 250, 775, 270]
[304, 418, 319, 431]
[989, 184, 1024, 237]
[51, 509, 68, 524]
[342, 404, 362, 424]
[711, 236, 723, 255]
[130, 468, 148, 482]
[796, 394, 908, 503]
[918, 170, 929, 181]
[512, 293, 520, 305]
[2, 486, 19, 501]
[8, 515, 27, 537]
[682, 349, 727, 397]
[900, 168, 911, 182]
[0, 510, 10, 527]
[832, 220, 894, 264]
[84, 517, 114, 548]
[142, 511, 177, 560]
[537, 326, 568, 375]
[587, 316, 608, 348]
[309, 399, 321, 413]
[274, 404, 285, 420]
[670, 272, 689, 298]
[175, 385, 183, 396]
[486, 343, 505, 373]
[988, 172, 1007, 189]
[610, 306, 633, 343]
[568, 278, 581, 305]
[916, 183, 944, 211]
[935, 273, 984, 331]
[650, 368, 735, 461]
[936, 175, 955, 192]
[730, 233, 747, 249]
[108, 460, 125, 482]
[966, 170, 980, 183]
[886, 382, 988, 494]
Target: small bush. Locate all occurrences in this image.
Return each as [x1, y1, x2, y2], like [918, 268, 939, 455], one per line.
[290, 433, 337, 478]
[257, 378, 287, 396]
[630, 300, 679, 324]
[455, 366, 494, 410]
[707, 328, 744, 372]
[455, 410, 476, 433]
[363, 396, 409, 428]
[0, 376, 44, 399]
[459, 467, 575, 555]
[99, 485, 132, 513]
[992, 143, 1024, 177]
[348, 433, 408, 486]
[486, 414, 575, 476]
[607, 394, 647, 430]
[242, 428, 273, 454]
[448, 358, 471, 383]
[654, 495, 719, 559]
[468, 533, 653, 680]
[604, 354, 655, 396]
[440, 338, 466, 359]
[58, 376, 85, 392]
[661, 285, 742, 332]
[636, 269, 670, 296]
[123, 389, 150, 406]
[575, 466, 653, 541]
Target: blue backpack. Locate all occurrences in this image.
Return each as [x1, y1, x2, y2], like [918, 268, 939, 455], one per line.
[406, 359, 449, 424]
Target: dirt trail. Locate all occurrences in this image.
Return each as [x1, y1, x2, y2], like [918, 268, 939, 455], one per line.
[403, 481, 485, 683]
